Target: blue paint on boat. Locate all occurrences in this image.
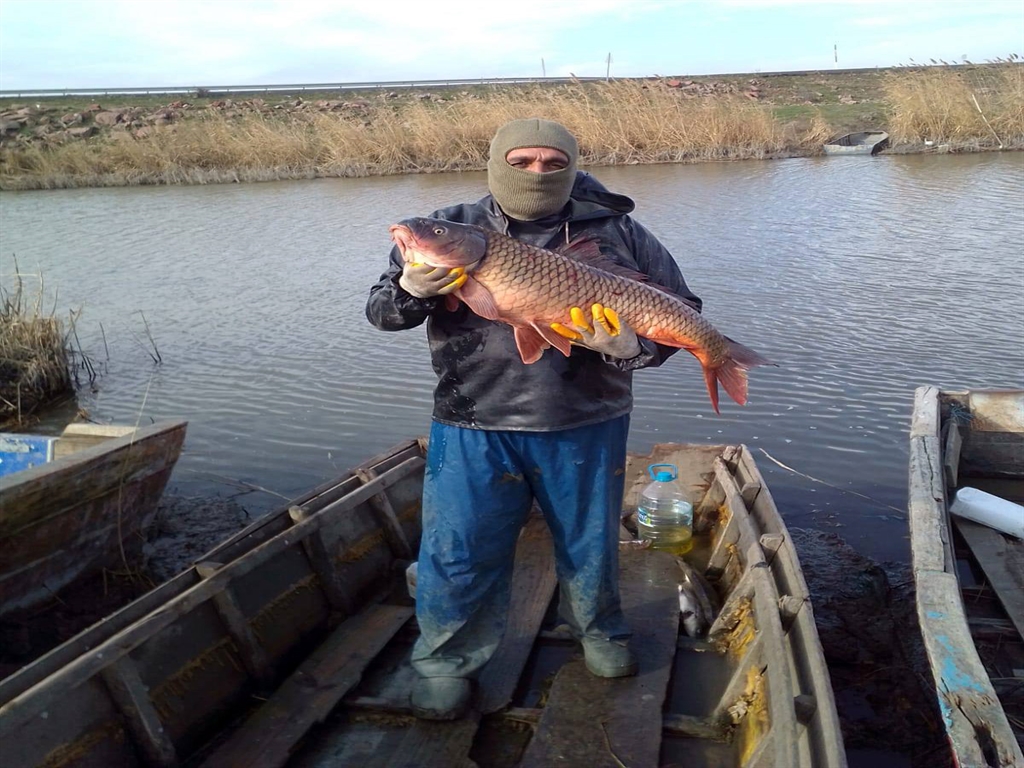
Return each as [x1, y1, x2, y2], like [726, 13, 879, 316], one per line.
[937, 634, 988, 693]
[0, 434, 55, 478]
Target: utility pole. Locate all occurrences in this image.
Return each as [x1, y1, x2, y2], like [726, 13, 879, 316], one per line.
[606, 52, 612, 81]
[834, 43, 838, 67]
[542, 58, 546, 77]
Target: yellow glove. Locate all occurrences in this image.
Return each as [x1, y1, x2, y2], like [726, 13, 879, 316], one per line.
[551, 304, 641, 360]
[399, 263, 468, 298]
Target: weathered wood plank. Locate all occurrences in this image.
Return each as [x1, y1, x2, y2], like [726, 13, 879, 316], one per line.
[0, 468, 181, 615]
[53, 423, 136, 458]
[195, 441, 423, 566]
[196, 561, 273, 685]
[0, 568, 201, 705]
[0, 420, 186, 614]
[967, 390, 1024, 432]
[908, 433, 952, 575]
[477, 513, 557, 714]
[289, 506, 356, 615]
[960, 390, 1024, 478]
[911, 386, 941, 438]
[0, 456, 423, 738]
[373, 718, 481, 768]
[518, 549, 680, 768]
[199, 603, 414, 768]
[735, 448, 847, 768]
[356, 468, 414, 559]
[0, 420, 186, 535]
[361, 514, 557, 768]
[942, 421, 964, 490]
[1, 442, 425, 707]
[915, 569, 1024, 766]
[954, 518, 1024, 640]
[100, 656, 178, 768]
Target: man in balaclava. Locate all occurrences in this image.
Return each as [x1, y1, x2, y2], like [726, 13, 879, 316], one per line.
[367, 118, 703, 720]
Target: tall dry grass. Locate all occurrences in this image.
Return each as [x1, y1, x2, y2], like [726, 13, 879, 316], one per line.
[884, 62, 1024, 147]
[3, 67, 1020, 190]
[0, 81, 822, 189]
[0, 272, 78, 427]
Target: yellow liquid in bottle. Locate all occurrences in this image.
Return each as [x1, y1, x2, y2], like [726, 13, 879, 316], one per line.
[648, 526, 693, 555]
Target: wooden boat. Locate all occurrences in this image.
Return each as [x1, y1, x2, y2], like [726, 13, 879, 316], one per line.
[908, 387, 1024, 766]
[822, 131, 889, 155]
[0, 420, 187, 617]
[0, 439, 846, 767]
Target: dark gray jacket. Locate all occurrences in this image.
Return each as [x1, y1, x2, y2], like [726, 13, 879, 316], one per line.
[365, 172, 702, 431]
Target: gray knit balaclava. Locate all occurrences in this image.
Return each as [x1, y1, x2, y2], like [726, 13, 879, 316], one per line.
[487, 118, 579, 221]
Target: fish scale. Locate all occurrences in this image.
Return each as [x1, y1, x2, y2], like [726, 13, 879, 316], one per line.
[476, 231, 729, 364]
[389, 217, 771, 413]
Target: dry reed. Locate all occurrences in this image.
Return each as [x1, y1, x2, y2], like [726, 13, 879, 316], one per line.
[2, 68, 1021, 190]
[0, 271, 76, 427]
[0, 81, 822, 189]
[884, 61, 1024, 147]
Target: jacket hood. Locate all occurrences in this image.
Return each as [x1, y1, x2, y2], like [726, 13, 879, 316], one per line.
[566, 171, 636, 220]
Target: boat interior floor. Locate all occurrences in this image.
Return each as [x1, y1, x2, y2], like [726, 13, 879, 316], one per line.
[191, 514, 760, 768]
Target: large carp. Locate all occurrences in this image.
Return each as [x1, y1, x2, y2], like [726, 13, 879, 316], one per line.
[389, 217, 770, 413]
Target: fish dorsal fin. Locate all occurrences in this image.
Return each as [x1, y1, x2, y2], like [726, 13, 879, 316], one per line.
[558, 235, 660, 284]
[556, 234, 606, 262]
[557, 235, 696, 306]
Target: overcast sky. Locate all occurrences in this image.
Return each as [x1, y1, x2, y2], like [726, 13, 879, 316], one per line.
[1, 0, 1021, 90]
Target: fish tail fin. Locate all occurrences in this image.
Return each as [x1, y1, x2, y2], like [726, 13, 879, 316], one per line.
[703, 338, 774, 413]
[701, 366, 722, 415]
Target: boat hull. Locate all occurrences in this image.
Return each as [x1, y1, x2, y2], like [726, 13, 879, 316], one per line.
[823, 131, 889, 155]
[0, 439, 845, 767]
[0, 420, 187, 616]
[908, 387, 1024, 766]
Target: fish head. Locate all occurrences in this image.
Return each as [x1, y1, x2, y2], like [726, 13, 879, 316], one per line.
[389, 218, 488, 269]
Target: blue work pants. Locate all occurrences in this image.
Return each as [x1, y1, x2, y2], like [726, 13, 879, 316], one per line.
[411, 416, 630, 679]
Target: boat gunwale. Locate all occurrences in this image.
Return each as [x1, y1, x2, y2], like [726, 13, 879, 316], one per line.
[0, 419, 187, 499]
[907, 385, 1024, 766]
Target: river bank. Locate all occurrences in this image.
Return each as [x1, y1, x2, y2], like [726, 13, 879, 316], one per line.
[1, 64, 1020, 190]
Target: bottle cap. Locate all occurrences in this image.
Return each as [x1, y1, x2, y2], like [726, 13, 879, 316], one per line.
[647, 463, 678, 482]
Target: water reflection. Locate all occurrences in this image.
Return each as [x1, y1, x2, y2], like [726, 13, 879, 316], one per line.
[1, 153, 1021, 562]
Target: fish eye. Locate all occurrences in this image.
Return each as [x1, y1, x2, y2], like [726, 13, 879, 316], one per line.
[433, 226, 446, 235]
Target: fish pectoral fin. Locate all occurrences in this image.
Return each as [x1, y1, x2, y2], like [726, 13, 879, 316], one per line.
[513, 326, 550, 364]
[456, 276, 501, 321]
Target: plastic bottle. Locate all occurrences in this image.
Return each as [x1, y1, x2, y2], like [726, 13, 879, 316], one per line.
[636, 463, 694, 555]
[950, 487, 1024, 539]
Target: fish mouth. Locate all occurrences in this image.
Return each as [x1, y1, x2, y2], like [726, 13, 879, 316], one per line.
[390, 224, 429, 264]
[389, 224, 415, 253]
[389, 221, 475, 267]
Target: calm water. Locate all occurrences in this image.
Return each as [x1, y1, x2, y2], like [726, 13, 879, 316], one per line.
[1, 154, 1022, 562]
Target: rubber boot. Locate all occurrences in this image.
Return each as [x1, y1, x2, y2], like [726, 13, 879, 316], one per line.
[582, 637, 638, 678]
[410, 676, 472, 720]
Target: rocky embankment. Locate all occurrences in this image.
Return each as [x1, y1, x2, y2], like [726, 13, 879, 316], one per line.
[0, 75, 868, 151]
[0, 96, 379, 148]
